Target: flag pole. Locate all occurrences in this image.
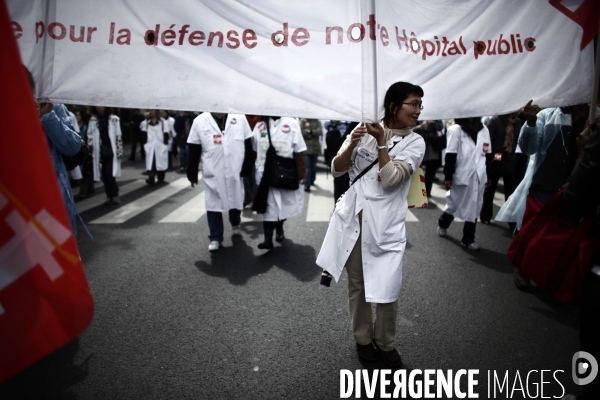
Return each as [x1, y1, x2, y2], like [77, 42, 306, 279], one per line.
[589, 27, 600, 122]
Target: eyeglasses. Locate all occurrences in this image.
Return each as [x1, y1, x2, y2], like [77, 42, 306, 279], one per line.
[403, 102, 424, 111]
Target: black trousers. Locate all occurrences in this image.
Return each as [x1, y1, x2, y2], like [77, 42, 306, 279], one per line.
[424, 159, 441, 198]
[101, 156, 119, 198]
[148, 155, 166, 182]
[129, 131, 146, 161]
[438, 212, 477, 244]
[480, 173, 515, 223]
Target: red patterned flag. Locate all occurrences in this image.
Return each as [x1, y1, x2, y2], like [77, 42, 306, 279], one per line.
[0, 0, 94, 383]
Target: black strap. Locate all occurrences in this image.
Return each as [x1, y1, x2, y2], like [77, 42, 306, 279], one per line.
[350, 139, 402, 186]
[265, 119, 274, 150]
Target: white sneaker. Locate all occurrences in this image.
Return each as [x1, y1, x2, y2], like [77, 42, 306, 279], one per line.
[231, 225, 241, 236]
[437, 226, 447, 237]
[461, 241, 480, 251]
[208, 241, 221, 252]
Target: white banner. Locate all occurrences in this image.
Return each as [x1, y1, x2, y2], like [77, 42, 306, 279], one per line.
[7, 0, 597, 120]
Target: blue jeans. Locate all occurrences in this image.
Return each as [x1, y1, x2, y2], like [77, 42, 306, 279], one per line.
[179, 143, 189, 169]
[206, 209, 241, 242]
[305, 154, 318, 188]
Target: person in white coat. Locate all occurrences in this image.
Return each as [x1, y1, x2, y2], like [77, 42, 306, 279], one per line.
[251, 117, 307, 250]
[161, 110, 176, 169]
[316, 82, 426, 367]
[187, 113, 254, 251]
[88, 107, 123, 204]
[140, 110, 170, 185]
[437, 118, 491, 250]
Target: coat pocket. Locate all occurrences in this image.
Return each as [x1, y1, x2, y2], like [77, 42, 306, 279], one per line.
[377, 207, 407, 246]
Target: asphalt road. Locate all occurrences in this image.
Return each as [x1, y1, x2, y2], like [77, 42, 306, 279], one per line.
[0, 156, 582, 400]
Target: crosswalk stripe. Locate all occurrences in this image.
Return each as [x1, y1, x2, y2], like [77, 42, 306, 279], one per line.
[306, 173, 335, 222]
[159, 192, 205, 223]
[89, 178, 189, 224]
[241, 209, 262, 222]
[76, 179, 147, 213]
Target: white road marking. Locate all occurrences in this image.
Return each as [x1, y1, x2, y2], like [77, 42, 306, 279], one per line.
[159, 192, 205, 223]
[76, 179, 146, 213]
[306, 173, 335, 222]
[89, 178, 189, 224]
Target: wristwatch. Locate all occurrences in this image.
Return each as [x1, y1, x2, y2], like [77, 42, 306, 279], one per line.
[377, 145, 388, 150]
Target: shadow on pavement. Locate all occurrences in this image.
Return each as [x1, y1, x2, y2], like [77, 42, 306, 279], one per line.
[195, 236, 321, 285]
[443, 236, 512, 274]
[0, 338, 90, 400]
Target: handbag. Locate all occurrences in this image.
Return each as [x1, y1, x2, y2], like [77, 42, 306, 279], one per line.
[507, 190, 598, 303]
[62, 140, 90, 171]
[266, 122, 299, 191]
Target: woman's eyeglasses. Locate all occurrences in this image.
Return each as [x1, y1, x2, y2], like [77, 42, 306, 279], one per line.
[403, 102, 424, 111]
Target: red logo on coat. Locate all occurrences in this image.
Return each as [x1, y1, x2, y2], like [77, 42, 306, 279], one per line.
[231, 118, 237, 125]
[482, 143, 490, 153]
[282, 124, 291, 133]
[213, 135, 222, 145]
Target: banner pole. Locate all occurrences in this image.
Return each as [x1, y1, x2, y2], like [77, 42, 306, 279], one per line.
[589, 27, 600, 122]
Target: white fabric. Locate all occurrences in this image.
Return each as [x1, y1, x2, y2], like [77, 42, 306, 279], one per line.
[252, 118, 307, 221]
[316, 131, 425, 303]
[443, 124, 491, 222]
[141, 119, 169, 172]
[187, 113, 253, 212]
[8, 0, 595, 121]
[165, 116, 175, 152]
[88, 115, 122, 181]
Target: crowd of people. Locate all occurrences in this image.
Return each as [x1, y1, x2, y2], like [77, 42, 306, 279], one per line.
[34, 74, 598, 398]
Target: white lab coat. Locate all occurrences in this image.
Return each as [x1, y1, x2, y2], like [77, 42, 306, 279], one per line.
[165, 116, 176, 152]
[316, 131, 425, 303]
[88, 114, 122, 182]
[252, 118, 307, 221]
[141, 118, 169, 172]
[444, 124, 491, 221]
[187, 113, 253, 211]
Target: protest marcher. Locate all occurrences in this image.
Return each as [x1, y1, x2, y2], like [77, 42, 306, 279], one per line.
[300, 118, 322, 192]
[26, 67, 82, 234]
[88, 107, 123, 204]
[413, 120, 445, 198]
[186, 112, 254, 251]
[75, 109, 95, 199]
[324, 120, 354, 203]
[174, 111, 193, 172]
[507, 101, 599, 290]
[251, 116, 307, 250]
[479, 112, 522, 226]
[316, 82, 426, 367]
[437, 117, 491, 250]
[129, 109, 146, 162]
[561, 123, 599, 400]
[161, 110, 176, 170]
[140, 110, 170, 185]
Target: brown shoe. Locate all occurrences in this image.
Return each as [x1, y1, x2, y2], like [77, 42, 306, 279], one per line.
[513, 267, 531, 291]
[356, 343, 378, 362]
[374, 342, 403, 368]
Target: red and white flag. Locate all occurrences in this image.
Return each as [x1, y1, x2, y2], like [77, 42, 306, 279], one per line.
[0, 0, 94, 383]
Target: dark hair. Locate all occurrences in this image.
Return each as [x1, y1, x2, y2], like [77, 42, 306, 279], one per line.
[90, 106, 114, 116]
[76, 109, 91, 126]
[383, 81, 424, 124]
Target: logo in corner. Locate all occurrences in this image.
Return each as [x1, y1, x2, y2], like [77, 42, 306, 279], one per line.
[573, 351, 598, 386]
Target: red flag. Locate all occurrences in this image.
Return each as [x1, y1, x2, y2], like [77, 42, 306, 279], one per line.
[0, 0, 94, 383]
